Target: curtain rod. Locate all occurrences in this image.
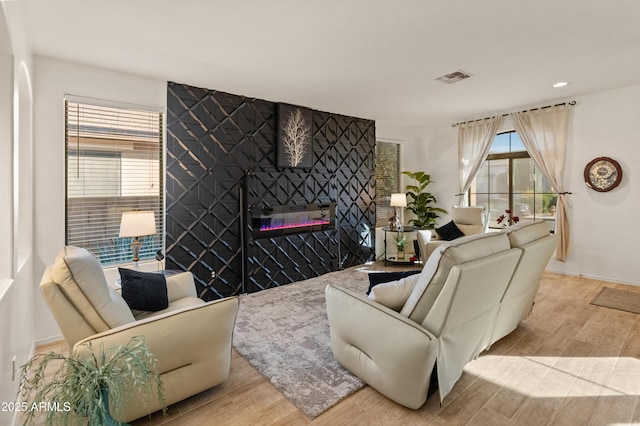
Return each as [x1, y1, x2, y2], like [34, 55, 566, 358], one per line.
[452, 100, 576, 128]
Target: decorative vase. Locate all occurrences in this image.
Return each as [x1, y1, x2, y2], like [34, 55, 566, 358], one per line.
[101, 389, 126, 426]
[397, 250, 405, 261]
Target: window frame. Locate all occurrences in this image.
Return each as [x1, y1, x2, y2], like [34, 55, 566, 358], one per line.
[64, 97, 164, 266]
[469, 131, 557, 230]
[375, 140, 402, 228]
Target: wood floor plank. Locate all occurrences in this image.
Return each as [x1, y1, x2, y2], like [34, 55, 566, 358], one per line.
[29, 271, 640, 426]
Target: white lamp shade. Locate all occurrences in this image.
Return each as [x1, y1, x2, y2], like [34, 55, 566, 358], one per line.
[119, 211, 157, 238]
[390, 193, 407, 207]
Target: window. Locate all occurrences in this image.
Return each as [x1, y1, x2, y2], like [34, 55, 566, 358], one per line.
[65, 99, 164, 265]
[469, 131, 557, 230]
[375, 141, 401, 227]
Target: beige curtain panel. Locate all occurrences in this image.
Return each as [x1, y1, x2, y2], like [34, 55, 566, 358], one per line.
[510, 104, 570, 261]
[457, 115, 503, 205]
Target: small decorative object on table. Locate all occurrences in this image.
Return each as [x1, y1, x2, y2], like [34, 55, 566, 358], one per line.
[496, 209, 519, 227]
[390, 193, 407, 231]
[395, 233, 406, 261]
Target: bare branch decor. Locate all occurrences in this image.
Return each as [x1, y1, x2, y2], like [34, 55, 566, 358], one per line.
[283, 109, 310, 166]
[277, 104, 313, 168]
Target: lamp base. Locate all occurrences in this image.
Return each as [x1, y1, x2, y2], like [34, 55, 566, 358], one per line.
[130, 238, 141, 270]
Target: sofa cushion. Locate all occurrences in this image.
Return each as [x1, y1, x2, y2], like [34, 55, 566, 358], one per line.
[368, 273, 421, 311]
[452, 206, 486, 225]
[119, 268, 169, 312]
[132, 296, 205, 320]
[366, 270, 421, 295]
[50, 246, 135, 332]
[506, 220, 550, 247]
[456, 223, 483, 236]
[435, 221, 465, 241]
[400, 231, 511, 323]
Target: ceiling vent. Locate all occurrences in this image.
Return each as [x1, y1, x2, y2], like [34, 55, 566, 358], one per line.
[436, 70, 472, 84]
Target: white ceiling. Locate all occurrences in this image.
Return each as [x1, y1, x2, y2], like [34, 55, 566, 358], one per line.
[18, 0, 640, 126]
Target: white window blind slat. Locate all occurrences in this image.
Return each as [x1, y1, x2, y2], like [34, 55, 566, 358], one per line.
[65, 100, 164, 265]
[375, 142, 401, 228]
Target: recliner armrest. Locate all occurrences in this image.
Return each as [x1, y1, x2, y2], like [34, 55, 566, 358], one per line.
[74, 297, 239, 375]
[325, 284, 437, 409]
[165, 271, 197, 302]
[73, 296, 239, 423]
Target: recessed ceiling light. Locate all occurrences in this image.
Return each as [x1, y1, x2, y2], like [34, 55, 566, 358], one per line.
[553, 81, 569, 88]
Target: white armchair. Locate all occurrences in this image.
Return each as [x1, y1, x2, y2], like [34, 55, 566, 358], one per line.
[40, 246, 239, 423]
[416, 206, 489, 261]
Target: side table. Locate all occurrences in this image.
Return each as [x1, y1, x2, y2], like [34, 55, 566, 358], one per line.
[382, 226, 417, 266]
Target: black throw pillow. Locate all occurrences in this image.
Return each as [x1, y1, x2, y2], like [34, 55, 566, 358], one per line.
[366, 270, 421, 295]
[435, 221, 465, 241]
[119, 268, 169, 311]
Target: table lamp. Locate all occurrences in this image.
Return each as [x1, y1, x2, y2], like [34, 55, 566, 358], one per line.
[390, 193, 407, 231]
[119, 211, 157, 268]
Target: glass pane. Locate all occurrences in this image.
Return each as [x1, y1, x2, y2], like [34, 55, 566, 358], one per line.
[489, 159, 509, 194]
[488, 196, 508, 228]
[66, 101, 163, 266]
[375, 141, 400, 227]
[513, 194, 534, 222]
[473, 161, 489, 193]
[473, 193, 488, 211]
[535, 167, 555, 193]
[541, 193, 558, 215]
[490, 133, 510, 154]
[510, 132, 526, 152]
[513, 158, 534, 193]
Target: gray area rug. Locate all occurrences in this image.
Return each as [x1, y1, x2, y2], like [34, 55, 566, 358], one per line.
[233, 267, 371, 419]
[591, 287, 640, 314]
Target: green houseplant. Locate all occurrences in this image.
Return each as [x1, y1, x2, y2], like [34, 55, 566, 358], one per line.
[18, 336, 165, 426]
[395, 233, 407, 260]
[402, 171, 447, 230]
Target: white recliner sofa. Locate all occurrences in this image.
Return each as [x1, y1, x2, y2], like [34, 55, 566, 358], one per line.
[491, 220, 558, 344]
[325, 221, 557, 409]
[416, 205, 489, 261]
[40, 246, 240, 423]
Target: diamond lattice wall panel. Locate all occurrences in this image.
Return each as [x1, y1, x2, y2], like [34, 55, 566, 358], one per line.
[166, 82, 375, 300]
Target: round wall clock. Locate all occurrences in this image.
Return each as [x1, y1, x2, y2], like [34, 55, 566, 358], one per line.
[583, 157, 622, 192]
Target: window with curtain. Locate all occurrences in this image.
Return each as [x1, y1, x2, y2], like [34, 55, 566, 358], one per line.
[375, 141, 401, 227]
[65, 99, 164, 265]
[469, 131, 557, 231]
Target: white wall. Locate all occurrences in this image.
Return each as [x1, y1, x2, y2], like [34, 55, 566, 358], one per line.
[547, 84, 640, 284]
[32, 57, 167, 342]
[0, 3, 35, 425]
[375, 121, 458, 259]
[400, 84, 640, 286]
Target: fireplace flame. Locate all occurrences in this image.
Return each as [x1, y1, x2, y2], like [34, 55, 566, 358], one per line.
[259, 219, 331, 232]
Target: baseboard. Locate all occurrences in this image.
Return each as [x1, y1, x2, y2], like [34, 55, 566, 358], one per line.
[545, 267, 640, 287]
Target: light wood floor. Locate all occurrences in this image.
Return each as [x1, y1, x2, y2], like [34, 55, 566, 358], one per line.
[35, 271, 640, 425]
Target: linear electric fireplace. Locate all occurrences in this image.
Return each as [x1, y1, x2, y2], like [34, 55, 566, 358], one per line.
[252, 202, 336, 239]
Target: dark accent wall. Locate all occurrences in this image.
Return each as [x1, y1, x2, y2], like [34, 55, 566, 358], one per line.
[166, 82, 375, 300]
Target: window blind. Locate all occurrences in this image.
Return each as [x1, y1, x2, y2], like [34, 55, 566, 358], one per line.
[65, 100, 164, 265]
[375, 142, 401, 227]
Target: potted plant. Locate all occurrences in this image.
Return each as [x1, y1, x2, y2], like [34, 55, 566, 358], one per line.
[395, 233, 406, 260]
[402, 171, 447, 229]
[496, 209, 520, 227]
[18, 336, 166, 426]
